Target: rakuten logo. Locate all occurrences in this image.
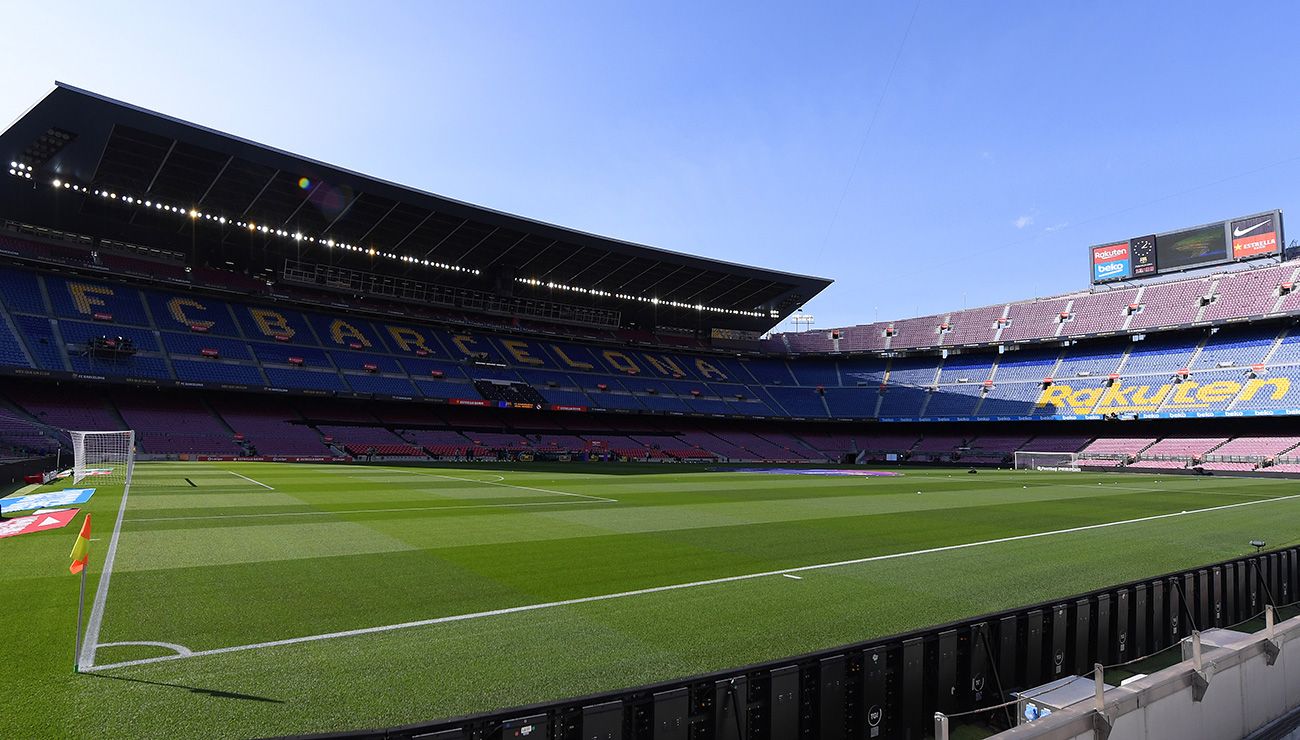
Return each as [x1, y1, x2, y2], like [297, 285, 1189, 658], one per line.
[1095, 261, 1127, 278]
[1093, 246, 1129, 262]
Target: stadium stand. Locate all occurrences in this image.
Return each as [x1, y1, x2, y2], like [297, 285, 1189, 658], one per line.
[4, 84, 1300, 482]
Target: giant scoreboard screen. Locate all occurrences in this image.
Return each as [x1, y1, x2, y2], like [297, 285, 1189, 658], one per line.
[1089, 210, 1282, 284]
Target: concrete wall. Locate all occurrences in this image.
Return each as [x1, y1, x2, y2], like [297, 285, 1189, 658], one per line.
[991, 611, 1300, 740]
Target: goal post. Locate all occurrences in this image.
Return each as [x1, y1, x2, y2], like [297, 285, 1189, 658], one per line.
[1014, 451, 1079, 471]
[68, 430, 136, 486]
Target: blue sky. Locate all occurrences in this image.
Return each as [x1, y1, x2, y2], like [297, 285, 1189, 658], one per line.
[2, 1, 1299, 331]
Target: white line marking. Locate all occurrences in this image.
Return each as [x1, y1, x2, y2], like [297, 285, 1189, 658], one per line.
[414, 470, 616, 503]
[129, 498, 614, 523]
[316, 466, 616, 502]
[88, 491, 1300, 673]
[80, 476, 134, 670]
[97, 640, 193, 657]
[782, 574, 802, 580]
[226, 470, 274, 490]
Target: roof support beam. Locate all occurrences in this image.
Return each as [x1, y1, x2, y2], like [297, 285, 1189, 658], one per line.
[392, 209, 435, 251]
[640, 264, 687, 295]
[730, 280, 778, 308]
[515, 240, 558, 272]
[613, 260, 661, 292]
[482, 232, 531, 269]
[355, 199, 403, 247]
[455, 226, 500, 264]
[237, 168, 281, 220]
[175, 152, 235, 233]
[422, 217, 468, 258]
[682, 273, 733, 303]
[318, 189, 360, 238]
[588, 255, 639, 290]
[142, 140, 177, 195]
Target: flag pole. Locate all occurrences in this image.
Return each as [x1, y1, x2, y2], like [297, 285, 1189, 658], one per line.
[74, 562, 86, 673]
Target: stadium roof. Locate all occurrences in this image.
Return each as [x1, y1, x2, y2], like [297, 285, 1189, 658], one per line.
[0, 83, 831, 331]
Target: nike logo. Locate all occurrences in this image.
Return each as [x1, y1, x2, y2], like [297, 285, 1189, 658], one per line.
[1234, 219, 1271, 237]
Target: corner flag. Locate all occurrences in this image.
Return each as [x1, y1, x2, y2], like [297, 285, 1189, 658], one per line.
[69, 514, 91, 574]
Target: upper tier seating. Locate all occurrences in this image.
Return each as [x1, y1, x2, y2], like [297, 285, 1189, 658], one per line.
[2, 263, 1300, 423]
[774, 259, 1300, 354]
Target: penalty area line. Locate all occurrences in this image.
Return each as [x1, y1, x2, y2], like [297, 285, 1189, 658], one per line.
[88, 491, 1300, 673]
[226, 470, 274, 490]
[128, 497, 616, 523]
[315, 465, 617, 503]
[411, 469, 617, 503]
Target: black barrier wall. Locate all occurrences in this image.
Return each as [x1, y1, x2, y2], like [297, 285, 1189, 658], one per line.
[296, 546, 1300, 740]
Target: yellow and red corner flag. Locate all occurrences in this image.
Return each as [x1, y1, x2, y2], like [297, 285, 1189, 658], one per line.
[69, 514, 91, 574]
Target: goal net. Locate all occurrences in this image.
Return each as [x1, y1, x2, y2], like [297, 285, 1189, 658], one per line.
[1014, 451, 1079, 471]
[68, 430, 136, 486]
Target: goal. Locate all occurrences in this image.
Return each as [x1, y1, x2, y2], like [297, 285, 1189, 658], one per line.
[1014, 451, 1079, 471]
[68, 430, 136, 486]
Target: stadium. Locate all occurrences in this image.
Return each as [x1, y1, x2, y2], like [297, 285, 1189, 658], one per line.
[3, 82, 1300, 740]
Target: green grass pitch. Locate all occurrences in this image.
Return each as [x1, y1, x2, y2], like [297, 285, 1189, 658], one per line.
[5, 461, 1299, 738]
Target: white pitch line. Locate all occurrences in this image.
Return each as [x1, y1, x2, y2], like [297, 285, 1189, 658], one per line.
[782, 574, 802, 580]
[412, 470, 617, 503]
[315, 465, 617, 503]
[129, 498, 614, 523]
[97, 640, 193, 657]
[226, 470, 274, 490]
[79, 477, 135, 671]
[88, 491, 1300, 673]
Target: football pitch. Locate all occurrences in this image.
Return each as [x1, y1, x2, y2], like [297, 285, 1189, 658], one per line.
[6, 461, 1300, 738]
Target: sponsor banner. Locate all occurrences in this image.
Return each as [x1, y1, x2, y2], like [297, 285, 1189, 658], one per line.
[449, 398, 491, 407]
[0, 507, 80, 539]
[875, 403, 1300, 423]
[1, 488, 96, 514]
[1231, 214, 1279, 259]
[1091, 242, 1132, 282]
[549, 404, 589, 412]
[53, 468, 111, 478]
[192, 455, 352, 463]
[1033, 376, 1289, 416]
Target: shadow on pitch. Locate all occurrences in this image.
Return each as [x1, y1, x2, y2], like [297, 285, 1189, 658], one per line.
[86, 672, 284, 703]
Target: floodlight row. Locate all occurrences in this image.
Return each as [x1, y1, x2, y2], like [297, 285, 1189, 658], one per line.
[7, 170, 481, 276]
[515, 276, 764, 317]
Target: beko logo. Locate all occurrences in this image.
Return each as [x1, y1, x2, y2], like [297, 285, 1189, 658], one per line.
[1095, 261, 1127, 277]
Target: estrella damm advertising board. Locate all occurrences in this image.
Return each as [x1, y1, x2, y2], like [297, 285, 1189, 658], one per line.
[1034, 377, 1291, 415]
[1230, 213, 1280, 260]
[1091, 242, 1131, 282]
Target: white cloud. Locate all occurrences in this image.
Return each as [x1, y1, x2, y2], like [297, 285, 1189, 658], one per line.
[1013, 214, 1034, 229]
[1045, 222, 1069, 232]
